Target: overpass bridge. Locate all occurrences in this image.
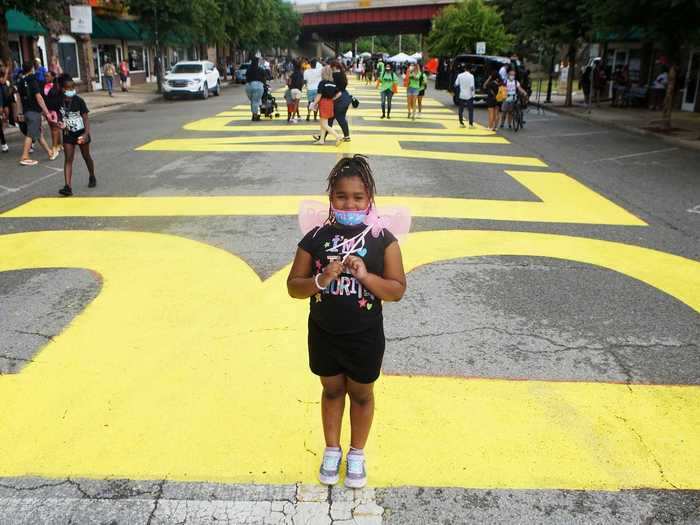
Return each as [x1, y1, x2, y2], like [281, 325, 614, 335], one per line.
[293, 0, 456, 41]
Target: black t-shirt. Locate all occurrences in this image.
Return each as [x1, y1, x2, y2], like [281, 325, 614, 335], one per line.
[298, 223, 398, 334]
[59, 96, 89, 135]
[332, 71, 348, 92]
[318, 80, 338, 99]
[18, 73, 41, 112]
[289, 70, 304, 90]
[43, 84, 62, 111]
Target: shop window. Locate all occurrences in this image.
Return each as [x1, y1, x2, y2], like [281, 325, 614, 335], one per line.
[10, 41, 21, 67]
[128, 46, 145, 71]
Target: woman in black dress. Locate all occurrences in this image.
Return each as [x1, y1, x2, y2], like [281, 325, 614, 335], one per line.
[483, 70, 501, 131]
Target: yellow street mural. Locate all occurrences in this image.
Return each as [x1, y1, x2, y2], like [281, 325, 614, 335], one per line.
[0, 229, 699, 489]
[1, 79, 698, 490]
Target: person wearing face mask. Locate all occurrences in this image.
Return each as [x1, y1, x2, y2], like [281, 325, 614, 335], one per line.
[499, 69, 528, 130]
[57, 78, 96, 196]
[377, 63, 398, 119]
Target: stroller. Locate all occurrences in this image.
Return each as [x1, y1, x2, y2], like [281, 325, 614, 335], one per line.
[260, 83, 280, 119]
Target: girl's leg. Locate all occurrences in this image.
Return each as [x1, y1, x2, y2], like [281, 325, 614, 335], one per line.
[407, 95, 413, 118]
[417, 95, 423, 112]
[380, 91, 387, 117]
[78, 143, 96, 180]
[63, 143, 76, 188]
[346, 378, 375, 450]
[320, 374, 346, 448]
[386, 92, 393, 117]
[321, 118, 339, 141]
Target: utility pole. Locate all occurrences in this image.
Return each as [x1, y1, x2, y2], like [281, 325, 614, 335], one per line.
[545, 44, 555, 103]
[398, 34, 402, 53]
[371, 36, 375, 54]
[154, 1, 162, 94]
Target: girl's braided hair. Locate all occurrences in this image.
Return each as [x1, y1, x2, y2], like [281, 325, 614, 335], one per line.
[325, 154, 377, 223]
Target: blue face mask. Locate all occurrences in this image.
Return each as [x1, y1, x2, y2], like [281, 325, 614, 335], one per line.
[64, 90, 76, 97]
[332, 206, 369, 226]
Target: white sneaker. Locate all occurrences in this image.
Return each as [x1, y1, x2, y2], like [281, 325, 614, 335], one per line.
[1, 144, 8, 153]
[319, 447, 342, 486]
[345, 450, 367, 489]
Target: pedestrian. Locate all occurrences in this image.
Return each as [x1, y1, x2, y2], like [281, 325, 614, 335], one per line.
[406, 64, 422, 120]
[34, 57, 48, 85]
[378, 63, 398, 119]
[650, 66, 668, 111]
[498, 62, 508, 83]
[42, 70, 63, 157]
[311, 65, 342, 146]
[245, 57, 266, 121]
[322, 60, 352, 142]
[580, 62, 593, 107]
[118, 58, 130, 92]
[416, 64, 428, 114]
[454, 64, 475, 128]
[49, 55, 63, 77]
[102, 58, 116, 97]
[304, 58, 322, 121]
[57, 77, 96, 196]
[287, 60, 304, 123]
[483, 70, 500, 131]
[500, 68, 528, 129]
[287, 154, 406, 489]
[0, 61, 10, 152]
[15, 62, 57, 166]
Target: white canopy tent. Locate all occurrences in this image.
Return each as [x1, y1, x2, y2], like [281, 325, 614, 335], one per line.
[343, 51, 353, 58]
[388, 52, 416, 63]
[411, 52, 423, 60]
[359, 52, 372, 58]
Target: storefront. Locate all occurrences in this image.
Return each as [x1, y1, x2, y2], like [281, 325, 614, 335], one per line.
[682, 49, 699, 112]
[90, 14, 149, 88]
[5, 9, 47, 68]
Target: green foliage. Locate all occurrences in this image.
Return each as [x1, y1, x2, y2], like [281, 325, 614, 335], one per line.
[0, 1, 70, 63]
[425, 0, 513, 57]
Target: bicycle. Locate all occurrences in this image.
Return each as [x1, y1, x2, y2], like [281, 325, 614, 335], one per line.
[512, 96, 526, 132]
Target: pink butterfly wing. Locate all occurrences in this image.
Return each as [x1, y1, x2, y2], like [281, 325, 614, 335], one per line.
[298, 200, 329, 235]
[375, 206, 412, 240]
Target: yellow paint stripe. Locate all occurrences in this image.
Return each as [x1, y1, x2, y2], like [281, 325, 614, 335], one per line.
[135, 138, 545, 167]
[0, 173, 646, 225]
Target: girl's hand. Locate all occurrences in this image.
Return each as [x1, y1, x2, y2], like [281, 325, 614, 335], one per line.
[320, 261, 343, 287]
[344, 255, 367, 280]
[57, 121, 66, 129]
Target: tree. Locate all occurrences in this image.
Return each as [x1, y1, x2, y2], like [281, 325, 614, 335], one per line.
[496, 0, 595, 106]
[425, 0, 513, 58]
[0, 1, 70, 64]
[593, 0, 700, 129]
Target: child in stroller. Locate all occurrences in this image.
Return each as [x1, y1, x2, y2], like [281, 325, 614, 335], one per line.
[260, 82, 280, 119]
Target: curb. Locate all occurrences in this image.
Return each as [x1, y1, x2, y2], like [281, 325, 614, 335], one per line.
[535, 102, 700, 152]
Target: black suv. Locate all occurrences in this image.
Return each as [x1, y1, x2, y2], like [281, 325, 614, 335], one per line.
[449, 54, 513, 104]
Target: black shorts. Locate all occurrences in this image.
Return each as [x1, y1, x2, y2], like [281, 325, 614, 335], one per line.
[63, 131, 91, 145]
[418, 89, 426, 97]
[308, 317, 385, 384]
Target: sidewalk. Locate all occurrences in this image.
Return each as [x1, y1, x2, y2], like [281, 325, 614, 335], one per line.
[534, 91, 700, 151]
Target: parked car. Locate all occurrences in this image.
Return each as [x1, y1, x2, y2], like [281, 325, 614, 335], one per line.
[162, 61, 221, 100]
[235, 63, 250, 84]
[449, 54, 512, 105]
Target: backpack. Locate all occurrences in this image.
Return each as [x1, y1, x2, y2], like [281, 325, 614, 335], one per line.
[17, 75, 32, 106]
[496, 85, 507, 102]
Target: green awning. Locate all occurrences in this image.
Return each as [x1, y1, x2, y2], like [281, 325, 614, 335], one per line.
[91, 15, 143, 40]
[593, 28, 643, 42]
[6, 9, 46, 35]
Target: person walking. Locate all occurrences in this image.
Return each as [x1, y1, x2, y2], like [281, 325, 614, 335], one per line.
[454, 64, 475, 128]
[43, 70, 63, 157]
[15, 62, 57, 166]
[288, 60, 305, 123]
[49, 55, 63, 77]
[416, 64, 428, 114]
[57, 77, 96, 196]
[500, 68, 527, 129]
[406, 64, 423, 120]
[311, 66, 342, 146]
[304, 58, 322, 121]
[245, 57, 266, 121]
[378, 63, 398, 119]
[118, 59, 129, 92]
[33, 58, 48, 85]
[102, 58, 116, 97]
[0, 62, 10, 152]
[483, 70, 500, 131]
[327, 60, 352, 142]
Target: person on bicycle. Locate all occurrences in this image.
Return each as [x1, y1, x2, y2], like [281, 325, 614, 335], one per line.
[500, 68, 528, 130]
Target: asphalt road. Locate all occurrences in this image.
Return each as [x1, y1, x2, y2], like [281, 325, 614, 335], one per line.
[0, 78, 699, 524]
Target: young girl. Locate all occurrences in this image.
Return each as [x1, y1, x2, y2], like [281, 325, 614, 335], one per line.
[43, 71, 63, 157]
[287, 155, 407, 488]
[57, 78, 96, 196]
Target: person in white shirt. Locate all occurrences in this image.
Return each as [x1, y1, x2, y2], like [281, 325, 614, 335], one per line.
[304, 59, 323, 121]
[454, 65, 476, 128]
[650, 67, 669, 110]
[498, 63, 509, 83]
[500, 68, 528, 129]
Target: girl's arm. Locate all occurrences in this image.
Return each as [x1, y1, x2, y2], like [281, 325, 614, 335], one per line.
[82, 112, 90, 137]
[345, 242, 406, 302]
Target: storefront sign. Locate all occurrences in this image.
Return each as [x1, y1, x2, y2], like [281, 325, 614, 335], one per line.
[70, 5, 93, 34]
